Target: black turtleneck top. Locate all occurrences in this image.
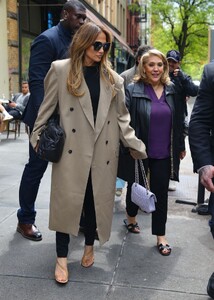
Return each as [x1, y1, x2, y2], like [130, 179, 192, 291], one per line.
[83, 64, 100, 123]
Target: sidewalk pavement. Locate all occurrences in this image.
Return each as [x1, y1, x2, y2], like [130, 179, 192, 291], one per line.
[0, 118, 213, 300]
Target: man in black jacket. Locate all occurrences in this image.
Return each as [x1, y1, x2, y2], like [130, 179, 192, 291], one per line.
[189, 62, 214, 299]
[166, 49, 198, 191]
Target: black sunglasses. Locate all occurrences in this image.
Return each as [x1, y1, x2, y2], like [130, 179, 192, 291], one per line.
[93, 41, 111, 52]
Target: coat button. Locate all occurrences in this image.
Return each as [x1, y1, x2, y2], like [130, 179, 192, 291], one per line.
[107, 121, 110, 124]
[106, 140, 108, 144]
[68, 150, 72, 154]
[72, 129, 76, 133]
[70, 107, 74, 111]
[107, 161, 110, 164]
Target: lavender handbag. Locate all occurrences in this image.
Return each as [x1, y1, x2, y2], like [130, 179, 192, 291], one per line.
[131, 159, 157, 213]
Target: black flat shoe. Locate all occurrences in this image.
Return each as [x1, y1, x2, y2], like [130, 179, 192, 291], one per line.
[157, 243, 171, 256]
[123, 219, 140, 234]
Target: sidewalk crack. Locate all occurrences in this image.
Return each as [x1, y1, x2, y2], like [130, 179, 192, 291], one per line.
[105, 232, 128, 298]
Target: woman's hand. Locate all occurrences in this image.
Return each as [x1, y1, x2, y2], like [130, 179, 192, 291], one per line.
[199, 165, 214, 193]
[129, 149, 144, 160]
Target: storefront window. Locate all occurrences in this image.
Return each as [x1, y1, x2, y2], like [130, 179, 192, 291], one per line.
[19, 1, 64, 82]
[115, 45, 129, 74]
[21, 35, 34, 80]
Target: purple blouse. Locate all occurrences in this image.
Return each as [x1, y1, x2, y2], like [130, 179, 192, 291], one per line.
[144, 84, 172, 159]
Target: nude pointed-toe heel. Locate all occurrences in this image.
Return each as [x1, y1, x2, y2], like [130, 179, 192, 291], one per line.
[81, 252, 94, 268]
[55, 257, 69, 284]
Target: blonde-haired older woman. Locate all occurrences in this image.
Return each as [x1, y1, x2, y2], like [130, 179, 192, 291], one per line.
[118, 49, 185, 255]
[30, 21, 147, 284]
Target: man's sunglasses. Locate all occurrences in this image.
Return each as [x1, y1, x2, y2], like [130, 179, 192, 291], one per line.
[93, 41, 111, 52]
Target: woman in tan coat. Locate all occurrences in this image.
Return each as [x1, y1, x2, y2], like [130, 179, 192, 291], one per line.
[30, 22, 147, 284]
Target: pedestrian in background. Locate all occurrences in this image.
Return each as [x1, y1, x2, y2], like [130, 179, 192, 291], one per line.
[120, 45, 153, 88]
[166, 49, 198, 191]
[118, 49, 185, 256]
[30, 22, 147, 284]
[189, 62, 214, 299]
[4, 81, 30, 120]
[16, 0, 87, 242]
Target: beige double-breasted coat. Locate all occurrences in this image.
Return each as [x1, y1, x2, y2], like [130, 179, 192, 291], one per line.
[30, 59, 147, 245]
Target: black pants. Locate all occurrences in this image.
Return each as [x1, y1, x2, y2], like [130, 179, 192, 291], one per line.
[56, 172, 97, 257]
[126, 157, 171, 236]
[18, 135, 48, 224]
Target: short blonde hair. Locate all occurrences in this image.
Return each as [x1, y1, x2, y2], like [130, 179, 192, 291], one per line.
[135, 49, 171, 85]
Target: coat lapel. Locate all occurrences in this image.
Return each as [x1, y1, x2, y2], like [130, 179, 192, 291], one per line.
[95, 78, 114, 141]
[78, 77, 115, 137]
[78, 80, 95, 130]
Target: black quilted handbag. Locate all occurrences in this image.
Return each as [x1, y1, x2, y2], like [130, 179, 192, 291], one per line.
[37, 113, 65, 163]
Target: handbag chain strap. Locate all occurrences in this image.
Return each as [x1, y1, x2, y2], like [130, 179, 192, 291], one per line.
[135, 159, 150, 190]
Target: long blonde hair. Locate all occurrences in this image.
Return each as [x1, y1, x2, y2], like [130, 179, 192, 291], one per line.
[67, 22, 114, 96]
[135, 49, 171, 85]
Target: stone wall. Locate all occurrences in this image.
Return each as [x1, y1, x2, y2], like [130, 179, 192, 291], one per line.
[7, 0, 19, 95]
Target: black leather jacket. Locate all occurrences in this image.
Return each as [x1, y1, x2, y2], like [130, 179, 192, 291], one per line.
[118, 81, 185, 182]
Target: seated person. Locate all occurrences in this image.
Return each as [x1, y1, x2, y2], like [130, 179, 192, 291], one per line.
[4, 81, 30, 120]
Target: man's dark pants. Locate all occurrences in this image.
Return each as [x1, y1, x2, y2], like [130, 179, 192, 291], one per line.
[17, 138, 48, 224]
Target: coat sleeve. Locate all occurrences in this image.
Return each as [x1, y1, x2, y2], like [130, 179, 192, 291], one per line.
[189, 64, 214, 172]
[30, 62, 59, 148]
[115, 75, 147, 159]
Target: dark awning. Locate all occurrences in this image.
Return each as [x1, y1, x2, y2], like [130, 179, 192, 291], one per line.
[86, 9, 133, 55]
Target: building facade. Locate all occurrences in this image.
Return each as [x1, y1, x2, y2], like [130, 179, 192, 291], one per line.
[0, 0, 146, 97]
[0, 0, 18, 98]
